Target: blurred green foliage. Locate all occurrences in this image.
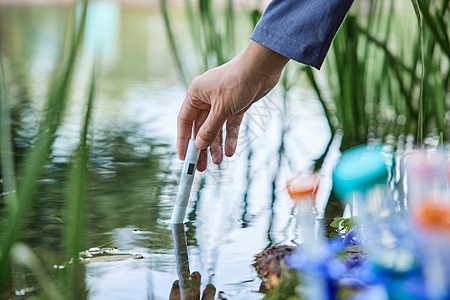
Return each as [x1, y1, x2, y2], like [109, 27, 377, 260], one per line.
[0, 0, 92, 297]
[308, 0, 449, 154]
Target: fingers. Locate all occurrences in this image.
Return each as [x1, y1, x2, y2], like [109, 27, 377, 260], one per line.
[201, 284, 216, 300]
[225, 113, 244, 157]
[191, 272, 201, 300]
[210, 128, 223, 164]
[178, 88, 239, 168]
[195, 110, 223, 165]
[179, 92, 225, 171]
[195, 106, 229, 150]
[197, 149, 207, 172]
[194, 111, 209, 171]
[193, 110, 209, 138]
[169, 280, 180, 300]
[196, 133, 223, 171]
[177, 98, 199, 160]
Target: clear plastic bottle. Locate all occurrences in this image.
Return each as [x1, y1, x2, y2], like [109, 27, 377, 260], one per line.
[406, 150, 450, 300]
[406, 150, 449, 211]
[287, 173, 330, 300]
[333, 145, 417, 275]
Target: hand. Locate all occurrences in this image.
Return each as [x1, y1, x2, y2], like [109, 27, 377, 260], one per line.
[169, 271, 216, 300]
[177, 40, 289, 171]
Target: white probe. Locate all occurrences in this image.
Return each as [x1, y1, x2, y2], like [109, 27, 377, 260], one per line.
[171, 139, 201, 224]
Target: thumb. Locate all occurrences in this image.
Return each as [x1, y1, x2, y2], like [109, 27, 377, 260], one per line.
[195, 108, 228, 149]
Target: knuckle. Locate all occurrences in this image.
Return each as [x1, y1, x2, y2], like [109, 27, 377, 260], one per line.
[177, 114, 189, 125]
[190, 76, 202, 88]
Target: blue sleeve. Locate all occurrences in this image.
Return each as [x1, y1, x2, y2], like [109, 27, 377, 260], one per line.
[250, 0, 354, 69]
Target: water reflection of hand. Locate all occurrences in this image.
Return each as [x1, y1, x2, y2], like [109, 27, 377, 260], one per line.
[169, 271, 216, 300]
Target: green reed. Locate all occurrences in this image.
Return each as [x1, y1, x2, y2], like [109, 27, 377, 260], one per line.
[160, 0, 242, 83]
[0, 51, 17, 294]
[415, 0, 450, 58]
[309, 1, 393, 151]
[160, 0, 188, 86]
[0, 0, 96, 296]
[307, 0, 448, 161]
[411, 0, 425, 145]
[65, 64, 96, 300]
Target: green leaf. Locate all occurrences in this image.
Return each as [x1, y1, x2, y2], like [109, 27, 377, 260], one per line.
[341, 218, 355, 231]
[330, 218, 345, 228]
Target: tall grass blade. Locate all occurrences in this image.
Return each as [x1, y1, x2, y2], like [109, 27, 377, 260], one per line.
[438, 132, 444, 147]
[411, 0, 425, 145]
[225, 0, 235, 53]
[304, 67, 335, 134]
[160, 0, 188, 87]
[0, 57, 17, 208]
[199, 0, 224, 65]
[184, 0, 206, 70]
[65, 64, 96, 300]
[0, 55, 18, 292]
[0, 0, 89, 289]
[416, 0, 450, 57]
[356, 25, 417, 78]
[12, 243, 63, 300]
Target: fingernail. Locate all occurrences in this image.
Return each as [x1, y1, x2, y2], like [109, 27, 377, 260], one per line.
[196, 137, 208, 149]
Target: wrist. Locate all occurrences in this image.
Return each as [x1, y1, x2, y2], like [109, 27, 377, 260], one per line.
[243, 40, 289, 77]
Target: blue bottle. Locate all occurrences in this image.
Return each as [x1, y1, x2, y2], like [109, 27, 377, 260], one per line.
[333, 145, 421, 299]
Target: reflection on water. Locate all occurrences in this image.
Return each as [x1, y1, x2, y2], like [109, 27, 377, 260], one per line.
[0, 2, 332, 299]
[170, 223, 216, 300]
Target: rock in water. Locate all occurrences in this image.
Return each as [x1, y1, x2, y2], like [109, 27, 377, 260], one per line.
[253, 244, 296, 291]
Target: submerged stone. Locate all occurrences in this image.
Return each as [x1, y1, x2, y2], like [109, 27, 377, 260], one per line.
[253, 244, 296, 291]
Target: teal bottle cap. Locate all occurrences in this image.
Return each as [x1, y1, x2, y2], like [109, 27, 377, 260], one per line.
[333, 145, 390, 201]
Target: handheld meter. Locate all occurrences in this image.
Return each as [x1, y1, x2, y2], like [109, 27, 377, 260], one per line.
[171, 139, 200, 224]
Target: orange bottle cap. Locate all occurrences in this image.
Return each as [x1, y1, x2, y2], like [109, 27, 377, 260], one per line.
[287, 173, 319, 201]
[417, 201, 450, 232]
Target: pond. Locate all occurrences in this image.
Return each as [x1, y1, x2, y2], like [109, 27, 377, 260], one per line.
[0, 2, 333, 299]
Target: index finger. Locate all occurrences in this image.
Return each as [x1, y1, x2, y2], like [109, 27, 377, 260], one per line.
[177, 98, 199, 160]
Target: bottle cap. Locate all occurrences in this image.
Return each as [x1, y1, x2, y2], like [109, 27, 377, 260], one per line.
[333, 145, 390, 201]
[287, 173, 319, 200]
[416, 200, 450, 233]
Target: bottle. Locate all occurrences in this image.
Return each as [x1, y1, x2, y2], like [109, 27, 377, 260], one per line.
[333, 145, 417, 276]
[287, 173, 330, 300]
[406, 150, 450, 300]
[406, 150, 448, 212]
